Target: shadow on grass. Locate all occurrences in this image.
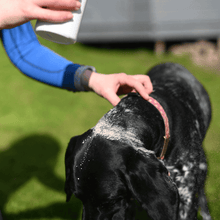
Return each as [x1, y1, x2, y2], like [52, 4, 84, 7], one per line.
[5, 200, 82, 220]
[0, 134, 82, 220]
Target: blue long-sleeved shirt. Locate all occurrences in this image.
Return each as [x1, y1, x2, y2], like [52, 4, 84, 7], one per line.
[0, 22, 95, 91]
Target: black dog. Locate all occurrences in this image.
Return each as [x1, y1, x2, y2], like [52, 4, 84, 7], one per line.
[65, 63, 212, 220]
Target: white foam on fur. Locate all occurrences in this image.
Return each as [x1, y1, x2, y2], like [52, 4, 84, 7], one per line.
[93, 110, 154, 156]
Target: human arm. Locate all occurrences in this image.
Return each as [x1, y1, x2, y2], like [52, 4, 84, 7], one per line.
[0, 0, 81, 30]
[1, 22, 153, 106]
[1, 22, 95, 91]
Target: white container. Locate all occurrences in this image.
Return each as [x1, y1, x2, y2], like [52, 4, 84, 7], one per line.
[35, 0, 87, 44]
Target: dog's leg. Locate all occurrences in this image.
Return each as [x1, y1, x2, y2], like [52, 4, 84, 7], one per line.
[177, 182, 198, 220]
[198, 188, 212, 220]
[196, 146, 212, 220]
[167, 153, 207, 220]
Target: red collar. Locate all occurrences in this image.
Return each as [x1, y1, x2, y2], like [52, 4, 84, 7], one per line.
[148, 97, 170, 160]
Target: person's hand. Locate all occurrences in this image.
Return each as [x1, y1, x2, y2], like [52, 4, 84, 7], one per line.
[0, 0, 81, 30]
[88, 71, 153, 106]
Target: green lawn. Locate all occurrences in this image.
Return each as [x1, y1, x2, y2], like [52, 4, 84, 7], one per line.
[0, 32, 219, 220]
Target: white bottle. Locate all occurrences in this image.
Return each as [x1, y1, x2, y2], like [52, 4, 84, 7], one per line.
[35, 0, 87, 44]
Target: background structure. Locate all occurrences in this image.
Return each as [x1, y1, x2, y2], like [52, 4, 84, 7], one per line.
[78, 0, 220, 43]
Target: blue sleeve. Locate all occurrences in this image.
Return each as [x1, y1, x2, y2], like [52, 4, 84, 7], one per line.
[1, 22, 94, 91]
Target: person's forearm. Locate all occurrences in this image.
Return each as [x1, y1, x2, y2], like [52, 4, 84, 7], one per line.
[1, 22, 95, 91]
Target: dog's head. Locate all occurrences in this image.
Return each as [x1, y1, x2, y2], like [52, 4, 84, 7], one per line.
[65, 128, 179, 220]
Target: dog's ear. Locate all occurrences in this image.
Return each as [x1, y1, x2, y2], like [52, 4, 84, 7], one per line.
[124, 151, 179, 220]
[65, 129, 93, 202]
[65, 135, 79, 202]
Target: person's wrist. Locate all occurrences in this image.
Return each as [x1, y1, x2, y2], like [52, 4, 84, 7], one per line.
[88, 71, 100, 92]
[81, 70, 94, 91]
[74, 66, 96, 91]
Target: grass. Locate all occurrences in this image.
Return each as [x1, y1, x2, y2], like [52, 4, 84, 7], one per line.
[0, 30, 220, 219]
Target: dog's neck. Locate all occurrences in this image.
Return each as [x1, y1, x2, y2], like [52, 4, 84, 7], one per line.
[148, 97, 170, 160]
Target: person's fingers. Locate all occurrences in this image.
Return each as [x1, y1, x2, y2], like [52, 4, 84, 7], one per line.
[36, 0, 81, 10]
[31, 7, 74, 22]
[132, 75, 153, 94]
[117, 74, 151, 101]
[28, 0, 81, 22]
[102, 90, 121, 106]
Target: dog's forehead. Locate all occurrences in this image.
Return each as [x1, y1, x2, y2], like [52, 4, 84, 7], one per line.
[92, 108, 154, 156]
[93, 107, 139, 142]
